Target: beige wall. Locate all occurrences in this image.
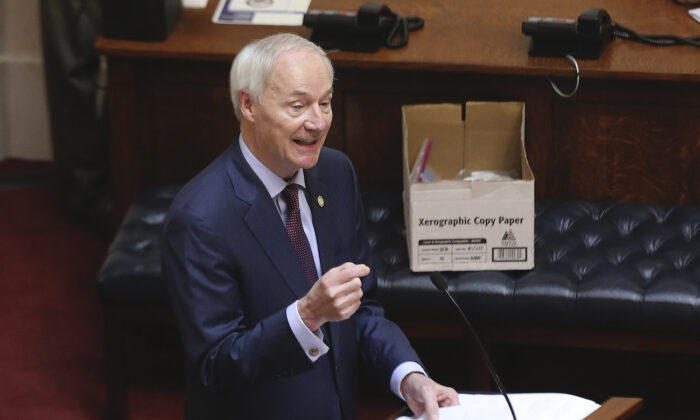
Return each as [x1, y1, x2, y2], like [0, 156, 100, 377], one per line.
[0, 0, 52, 161]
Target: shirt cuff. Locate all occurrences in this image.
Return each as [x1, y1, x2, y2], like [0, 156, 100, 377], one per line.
[390, 361, 427, 400]
[286, 300, 329, 362]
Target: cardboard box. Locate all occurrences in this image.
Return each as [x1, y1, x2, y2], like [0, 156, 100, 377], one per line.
[402, 102, 534, 271]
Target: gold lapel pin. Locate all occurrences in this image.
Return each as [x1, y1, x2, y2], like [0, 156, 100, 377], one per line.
[317, 195, 325, 207]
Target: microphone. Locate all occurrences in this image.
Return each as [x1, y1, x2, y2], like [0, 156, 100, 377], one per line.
[429, 272, 517, 420]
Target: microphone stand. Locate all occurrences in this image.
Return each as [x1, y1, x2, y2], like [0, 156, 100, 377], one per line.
[430, 272, 517, 420]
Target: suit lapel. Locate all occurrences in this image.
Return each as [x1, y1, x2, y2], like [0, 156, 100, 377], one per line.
[225, 142, 310, 300]
[243, 200, 311, 299]
[304, 170, 334, 276]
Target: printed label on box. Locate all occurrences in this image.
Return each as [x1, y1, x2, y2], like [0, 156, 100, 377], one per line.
[418, 238, 487, 264]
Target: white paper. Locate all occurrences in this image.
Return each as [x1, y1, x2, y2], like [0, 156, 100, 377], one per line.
[212, 0, 310, 26]
[183, 0, 208, 8]
[690, 8, 700, 25]
[397, 393, 600, 420]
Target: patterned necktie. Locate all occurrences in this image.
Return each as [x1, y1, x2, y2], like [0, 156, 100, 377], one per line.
[282, 184, 318, 286]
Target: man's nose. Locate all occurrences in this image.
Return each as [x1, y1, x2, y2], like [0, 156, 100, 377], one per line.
[304, 104, 329, 132]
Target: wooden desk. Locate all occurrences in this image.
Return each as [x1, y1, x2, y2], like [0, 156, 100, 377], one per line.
[586, 397, 643, 420]
[96, 0, 700, 222]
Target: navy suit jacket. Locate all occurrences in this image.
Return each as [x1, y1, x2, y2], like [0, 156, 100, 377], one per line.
[162, 141, 421, 419]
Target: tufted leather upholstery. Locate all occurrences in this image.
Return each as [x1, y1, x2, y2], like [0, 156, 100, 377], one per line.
[99, 188, 700, 334]
[98, 185, 182, 302]
[366, 192, 700, 334]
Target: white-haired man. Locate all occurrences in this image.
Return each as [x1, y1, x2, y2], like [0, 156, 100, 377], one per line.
[163, 33, 459, 420]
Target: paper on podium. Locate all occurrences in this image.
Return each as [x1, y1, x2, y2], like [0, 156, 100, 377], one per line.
[183, 0, 208, 8]
[397, 393, 600, 420]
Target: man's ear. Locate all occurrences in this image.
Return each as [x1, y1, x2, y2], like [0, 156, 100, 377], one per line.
[239, 89, 255, 122]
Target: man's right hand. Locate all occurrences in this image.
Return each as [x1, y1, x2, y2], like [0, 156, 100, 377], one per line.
[297, 262, 369, 331]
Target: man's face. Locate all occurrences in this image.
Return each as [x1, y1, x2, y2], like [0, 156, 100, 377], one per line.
[243, 48, 333, 180]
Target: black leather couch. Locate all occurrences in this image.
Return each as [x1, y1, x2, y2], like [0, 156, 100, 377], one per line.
[98, 186, 700, 418]
[363, 191, 700, 334]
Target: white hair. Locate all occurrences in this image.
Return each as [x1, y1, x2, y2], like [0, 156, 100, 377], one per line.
[230, 33, 334, 121]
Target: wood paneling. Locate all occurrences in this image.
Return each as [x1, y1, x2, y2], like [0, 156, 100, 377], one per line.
[553, 104, 684, 204]
[152, 82, 237, 185]
[547, 80, 700, 204]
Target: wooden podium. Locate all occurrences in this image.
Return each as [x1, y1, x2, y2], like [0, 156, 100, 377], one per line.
[385, 397, 643, 420]
[585, 398, 643, 420]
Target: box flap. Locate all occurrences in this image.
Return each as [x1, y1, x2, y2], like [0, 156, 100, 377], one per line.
[402, 104, 463, 180]
[520, 106, 535, 181]
[464, 102, 524, 176]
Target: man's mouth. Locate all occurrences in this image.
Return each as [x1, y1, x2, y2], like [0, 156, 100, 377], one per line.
[293, 138, 318, 146]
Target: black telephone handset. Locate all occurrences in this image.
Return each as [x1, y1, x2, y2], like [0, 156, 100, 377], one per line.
[357, 2, 393, 29]
[303, 3, 393, 36]
[522, 8, 613, 58]
[577, 8, 613, 37]
[304, 2, 424, 52]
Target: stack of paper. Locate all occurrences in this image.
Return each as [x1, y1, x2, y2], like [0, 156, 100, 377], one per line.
[183, 0, 208, 8]
[213, 0, 310, 26]
[398, 393, 600, 420]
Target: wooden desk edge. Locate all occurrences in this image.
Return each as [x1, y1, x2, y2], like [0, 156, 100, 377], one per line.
[584, 397, 643, 420]
[93, 39, 699, 83]
[385, 397, 643, 420]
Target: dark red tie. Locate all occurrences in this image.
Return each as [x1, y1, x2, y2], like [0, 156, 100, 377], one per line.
[282, 184, 318, 286]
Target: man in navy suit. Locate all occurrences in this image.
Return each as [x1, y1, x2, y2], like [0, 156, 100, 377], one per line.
[162, 33, 458, 420]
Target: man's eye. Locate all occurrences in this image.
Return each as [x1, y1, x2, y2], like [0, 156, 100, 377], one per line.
[292, 104, 304, 110]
